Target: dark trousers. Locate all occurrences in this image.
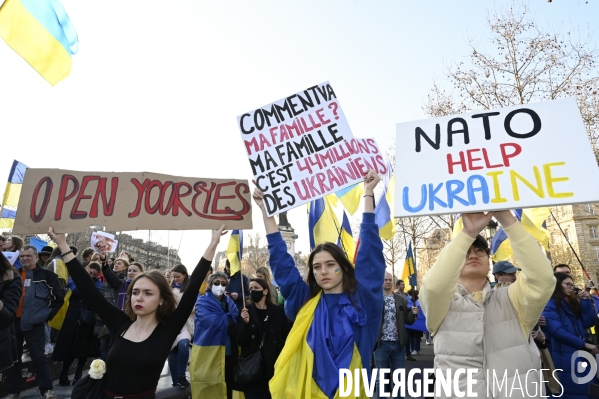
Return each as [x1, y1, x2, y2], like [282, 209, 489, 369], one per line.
[6, 319, 53, 395]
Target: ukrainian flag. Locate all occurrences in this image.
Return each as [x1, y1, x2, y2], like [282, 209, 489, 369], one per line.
[338, 211, 356, 264]
[226, 230, 243, 275]
[401, 242, 417, 289]
[308, 194, 340, 250]
[0, 0, 78, 85]
[1, 160, 27, 228]
[374, 166, 396, 240]
[491, 208, 550, 262]
[191, 292, 238, 399]
[269, 292, 367, 398]
[335, 183, 363, 216]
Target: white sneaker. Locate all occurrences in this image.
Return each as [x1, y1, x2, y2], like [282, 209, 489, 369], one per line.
[426, 340, 431, 345]
[411, 350, 418, 355]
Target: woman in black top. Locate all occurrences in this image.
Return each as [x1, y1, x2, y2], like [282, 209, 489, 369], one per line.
[237, 278, 290, 399]
[49, 225, 226, 399]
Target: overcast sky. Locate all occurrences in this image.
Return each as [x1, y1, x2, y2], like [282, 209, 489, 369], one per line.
[1, 0, 597, 272]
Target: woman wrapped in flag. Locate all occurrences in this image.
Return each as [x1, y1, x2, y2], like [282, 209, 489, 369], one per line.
[252, 169, 385, 399]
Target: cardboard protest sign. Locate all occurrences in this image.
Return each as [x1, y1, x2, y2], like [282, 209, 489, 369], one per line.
[12, 169, 252, 234]
[238, 81, 387, 216]
[91, 231, 118, 253]
[395, 98, 599, 217]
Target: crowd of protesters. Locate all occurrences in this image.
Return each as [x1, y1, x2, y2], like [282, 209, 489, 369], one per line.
[1, 171, 599, 399]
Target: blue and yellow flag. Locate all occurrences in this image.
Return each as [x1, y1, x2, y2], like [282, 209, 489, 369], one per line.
[0, 0, 78, 85]
[338, 211, 356, 265]
[226, 230, 243, 275]
[401, 242, 417, 289]
[270, 292, 368, 398]
[452, 213, 463, 239]
[1, 160, 27, 228]
[308, 194, 340, 250]
[335, 183, 364, 216]
[191, 292, 238, 399]
[374, 165, 396, 240]
[491, 208, 550, 261]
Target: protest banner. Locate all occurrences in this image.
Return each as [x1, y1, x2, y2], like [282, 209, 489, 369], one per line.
[238, 81, 386, 216]
[12, 169, 252, 233]
[395, 98, 599, 217]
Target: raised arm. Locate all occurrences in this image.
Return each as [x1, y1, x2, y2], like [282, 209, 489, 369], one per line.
[252, 183, 309, 321]
[420, 212, 494, 335]
[354, 170, 384, 306]
[168, 226, 226, 330]
[501, 210, 555, 339]
[100, 261, 124, 292]
[49, 228, 129, 331]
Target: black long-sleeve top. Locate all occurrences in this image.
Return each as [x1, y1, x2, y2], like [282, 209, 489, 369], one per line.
[64, 257, 209, 395]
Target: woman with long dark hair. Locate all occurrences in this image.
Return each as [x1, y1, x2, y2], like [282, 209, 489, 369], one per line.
[103, 259, 141, 311]
[0, 252, 21, 372]
[48, 225, 225, 399]
[237, 278, 290, 399]
[253, 170, 384, 398]
[543, 272, 598, 398]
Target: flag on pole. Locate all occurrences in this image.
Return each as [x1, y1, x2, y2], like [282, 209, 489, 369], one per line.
[401, 242, 417, 289]
[338, 210, 356, 264]
[335, 183, 364, 216]
[226, 230, 243, 276]
[0, 0, 79, 85]
[374, 164, 396, 240]
[1, 160, 28, 228]
[308, 194, 339, 250]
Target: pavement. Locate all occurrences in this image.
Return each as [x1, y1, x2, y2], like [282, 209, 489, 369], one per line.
[5, 338, 435, 399]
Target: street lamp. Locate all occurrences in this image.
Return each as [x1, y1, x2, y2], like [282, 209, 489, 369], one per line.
[484, 220, 498, 242]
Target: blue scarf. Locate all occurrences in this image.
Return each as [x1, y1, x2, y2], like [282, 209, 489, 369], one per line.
[173, 282, 183, 289]
[307, 293, 366, 398]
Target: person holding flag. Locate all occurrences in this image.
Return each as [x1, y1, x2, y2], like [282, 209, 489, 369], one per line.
[253, 169, 385, 399]
[224, 230, 249, 312]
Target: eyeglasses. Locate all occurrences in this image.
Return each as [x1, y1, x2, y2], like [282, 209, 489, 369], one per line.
[213, 281, 227, 287]
[466, 248, 487, 258]
[563, 282, 575, 288]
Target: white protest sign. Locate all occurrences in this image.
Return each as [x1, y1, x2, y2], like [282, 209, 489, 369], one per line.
[238, 81, 386, 216]
[395, 98, 599, 217]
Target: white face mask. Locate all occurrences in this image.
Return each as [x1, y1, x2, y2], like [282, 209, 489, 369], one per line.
[211, 285, 226, 297]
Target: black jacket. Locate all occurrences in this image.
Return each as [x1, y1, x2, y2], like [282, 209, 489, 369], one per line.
[0, 269, 22, 371]
[377, 292, 416, 349]
[236, 304, 290, 393]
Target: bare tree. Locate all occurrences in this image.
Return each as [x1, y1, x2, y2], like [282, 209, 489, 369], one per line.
[425, 2, 599, 159]
[242, 233, 269, 277]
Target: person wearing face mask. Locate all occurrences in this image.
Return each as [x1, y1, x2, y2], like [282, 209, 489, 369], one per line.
[237, 278, 290, 399]
[191, 271, 239, 399]
[103, 259, 143, 310]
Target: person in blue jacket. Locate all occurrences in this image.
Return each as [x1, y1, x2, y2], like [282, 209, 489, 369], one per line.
[253, 169, 385, 399]
[543, 272, 598, 399]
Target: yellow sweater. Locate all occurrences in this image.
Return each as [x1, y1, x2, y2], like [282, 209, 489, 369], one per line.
[421, 222, 555, 339]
